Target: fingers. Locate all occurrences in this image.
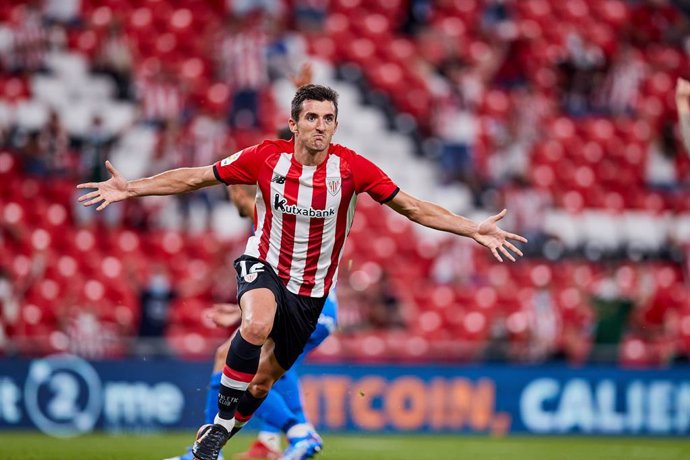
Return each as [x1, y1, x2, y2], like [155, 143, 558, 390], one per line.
[96, 200, 110, 211]
[105, 160, 118, 177]
[506, 232, 528, 243]
[491, 209, 507, 222]
[83, 196, 104, 207]
[77, 190, 100, 202]
[491, 247, 503, 263]
[504, 241, 524, 258]
[499, 245, 516, 262]
[76, 182, 98, 190]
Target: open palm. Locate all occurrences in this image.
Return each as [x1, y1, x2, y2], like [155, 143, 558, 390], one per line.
[474, 209, 527, 262]
[76, 161, 128, 211]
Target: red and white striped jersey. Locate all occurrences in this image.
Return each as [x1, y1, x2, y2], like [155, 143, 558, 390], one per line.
[214, 139, 399, 298]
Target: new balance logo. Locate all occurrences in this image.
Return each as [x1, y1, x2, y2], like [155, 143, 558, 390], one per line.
[272, 174, 286, 184]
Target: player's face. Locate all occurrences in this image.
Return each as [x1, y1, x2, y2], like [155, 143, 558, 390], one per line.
[290, 100, 338, 153]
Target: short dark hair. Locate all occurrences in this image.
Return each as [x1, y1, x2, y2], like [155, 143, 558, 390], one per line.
[290, 84, 339, 121]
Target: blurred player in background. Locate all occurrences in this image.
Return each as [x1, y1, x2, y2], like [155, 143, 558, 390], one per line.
[77, 82, 526, 460]
[676, 77, 690, 153]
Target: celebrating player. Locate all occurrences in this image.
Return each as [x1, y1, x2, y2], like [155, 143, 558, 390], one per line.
[78, 84, 527, 460]
[167, 184, 337, 460]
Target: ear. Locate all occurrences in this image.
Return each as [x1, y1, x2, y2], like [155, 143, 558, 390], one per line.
[288, 117, 297, 133]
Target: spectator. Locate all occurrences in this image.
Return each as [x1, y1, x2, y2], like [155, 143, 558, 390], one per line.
[43, 0, 82, 26]
[227, 0, 284, 18]
[60, 303, 120, 359]
[292, 0, 328, 34]
[556, 32, 607, 116]
[179, 113, 228, 232]
[132, 264, 177, 356]
[527, 286, 562, 362]
[500, 177, 552, 256]
[216, 13, 269, 129]
[430, 238, 477, 286]
[431, 58, 480, 189]
[627, 0, 688, 47]
[93, 20, 136, 101]
[487, 117, 530, 186]
[589, 264, 636, 362]
[39, 110, 71, 175]
[136, 68, 186, 128]
[74, 115, 121, 227]
[596, 43, 646, 117]
[5, 1, 48, 74]
[645, 119, 679, 190]
[401, 0, 432, 36]
[365, 272, 406, 330]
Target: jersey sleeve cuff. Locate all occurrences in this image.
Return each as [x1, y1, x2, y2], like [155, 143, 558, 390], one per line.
[213, 164, 229, 185]
[380, 187, 400, 204]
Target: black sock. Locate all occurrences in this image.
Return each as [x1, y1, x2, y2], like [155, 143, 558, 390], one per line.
[217, 332, 262, 421]
[229, 391, 267, 437]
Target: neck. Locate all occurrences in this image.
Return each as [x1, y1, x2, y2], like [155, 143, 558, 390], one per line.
[293, 143, 328, 166]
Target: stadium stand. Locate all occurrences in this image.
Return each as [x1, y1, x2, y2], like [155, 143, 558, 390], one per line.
[2, 0, 690, 367]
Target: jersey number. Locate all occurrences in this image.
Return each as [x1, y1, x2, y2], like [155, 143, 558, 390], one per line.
[239, 261, 265, 278]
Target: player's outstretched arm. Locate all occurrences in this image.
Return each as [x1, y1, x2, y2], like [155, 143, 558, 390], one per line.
[77, 161, 219, 211]
[386, 190, 527, 262]
[676, 77, 690, 154]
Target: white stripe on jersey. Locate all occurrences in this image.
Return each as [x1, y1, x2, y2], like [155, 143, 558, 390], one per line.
[256, 154, 293, 269]
[287, 165, 316, 293]
[311, 155, 344, 297]
[247, 185, 266, 258]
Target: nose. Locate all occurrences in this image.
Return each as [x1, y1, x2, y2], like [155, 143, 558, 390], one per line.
[315, 117, 325, 131]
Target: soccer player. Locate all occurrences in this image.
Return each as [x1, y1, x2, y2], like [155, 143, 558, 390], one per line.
[676, 77, 690, 154]
[168, 185, 336, 460]
[77, 84, 527, 460]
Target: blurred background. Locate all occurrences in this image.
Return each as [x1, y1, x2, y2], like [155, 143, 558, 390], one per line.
[2, 0, 690, 450]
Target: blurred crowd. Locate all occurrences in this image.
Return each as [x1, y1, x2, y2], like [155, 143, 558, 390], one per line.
[2, 0, 690, 366]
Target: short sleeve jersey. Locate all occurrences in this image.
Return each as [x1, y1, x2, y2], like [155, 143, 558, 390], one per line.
[214, 139, 399, 297]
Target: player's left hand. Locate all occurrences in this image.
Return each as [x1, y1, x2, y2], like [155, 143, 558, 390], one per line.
[473, 209, 527, 262]
[76, 161, 128, 211]
[206, 303, 242, 328]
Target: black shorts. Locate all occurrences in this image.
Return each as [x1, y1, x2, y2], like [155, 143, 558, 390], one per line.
[234, 255, 326, 371]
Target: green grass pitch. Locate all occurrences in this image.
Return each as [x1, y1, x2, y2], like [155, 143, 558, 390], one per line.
[1, 431, 689, 460]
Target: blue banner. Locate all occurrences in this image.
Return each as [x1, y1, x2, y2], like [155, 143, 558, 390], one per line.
[1, 355, 689, 436]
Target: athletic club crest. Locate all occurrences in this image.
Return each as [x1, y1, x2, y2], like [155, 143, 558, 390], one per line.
[326, 177, 341, 196]
[243, 273, 258, 283]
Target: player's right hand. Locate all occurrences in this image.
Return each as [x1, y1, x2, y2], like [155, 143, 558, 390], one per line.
[207, 303, 242, 328]
[290, 62, 314, 88]
[77, 161, 128, 211]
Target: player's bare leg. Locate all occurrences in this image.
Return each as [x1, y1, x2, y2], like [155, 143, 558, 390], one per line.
[193, 290, 277, 460]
